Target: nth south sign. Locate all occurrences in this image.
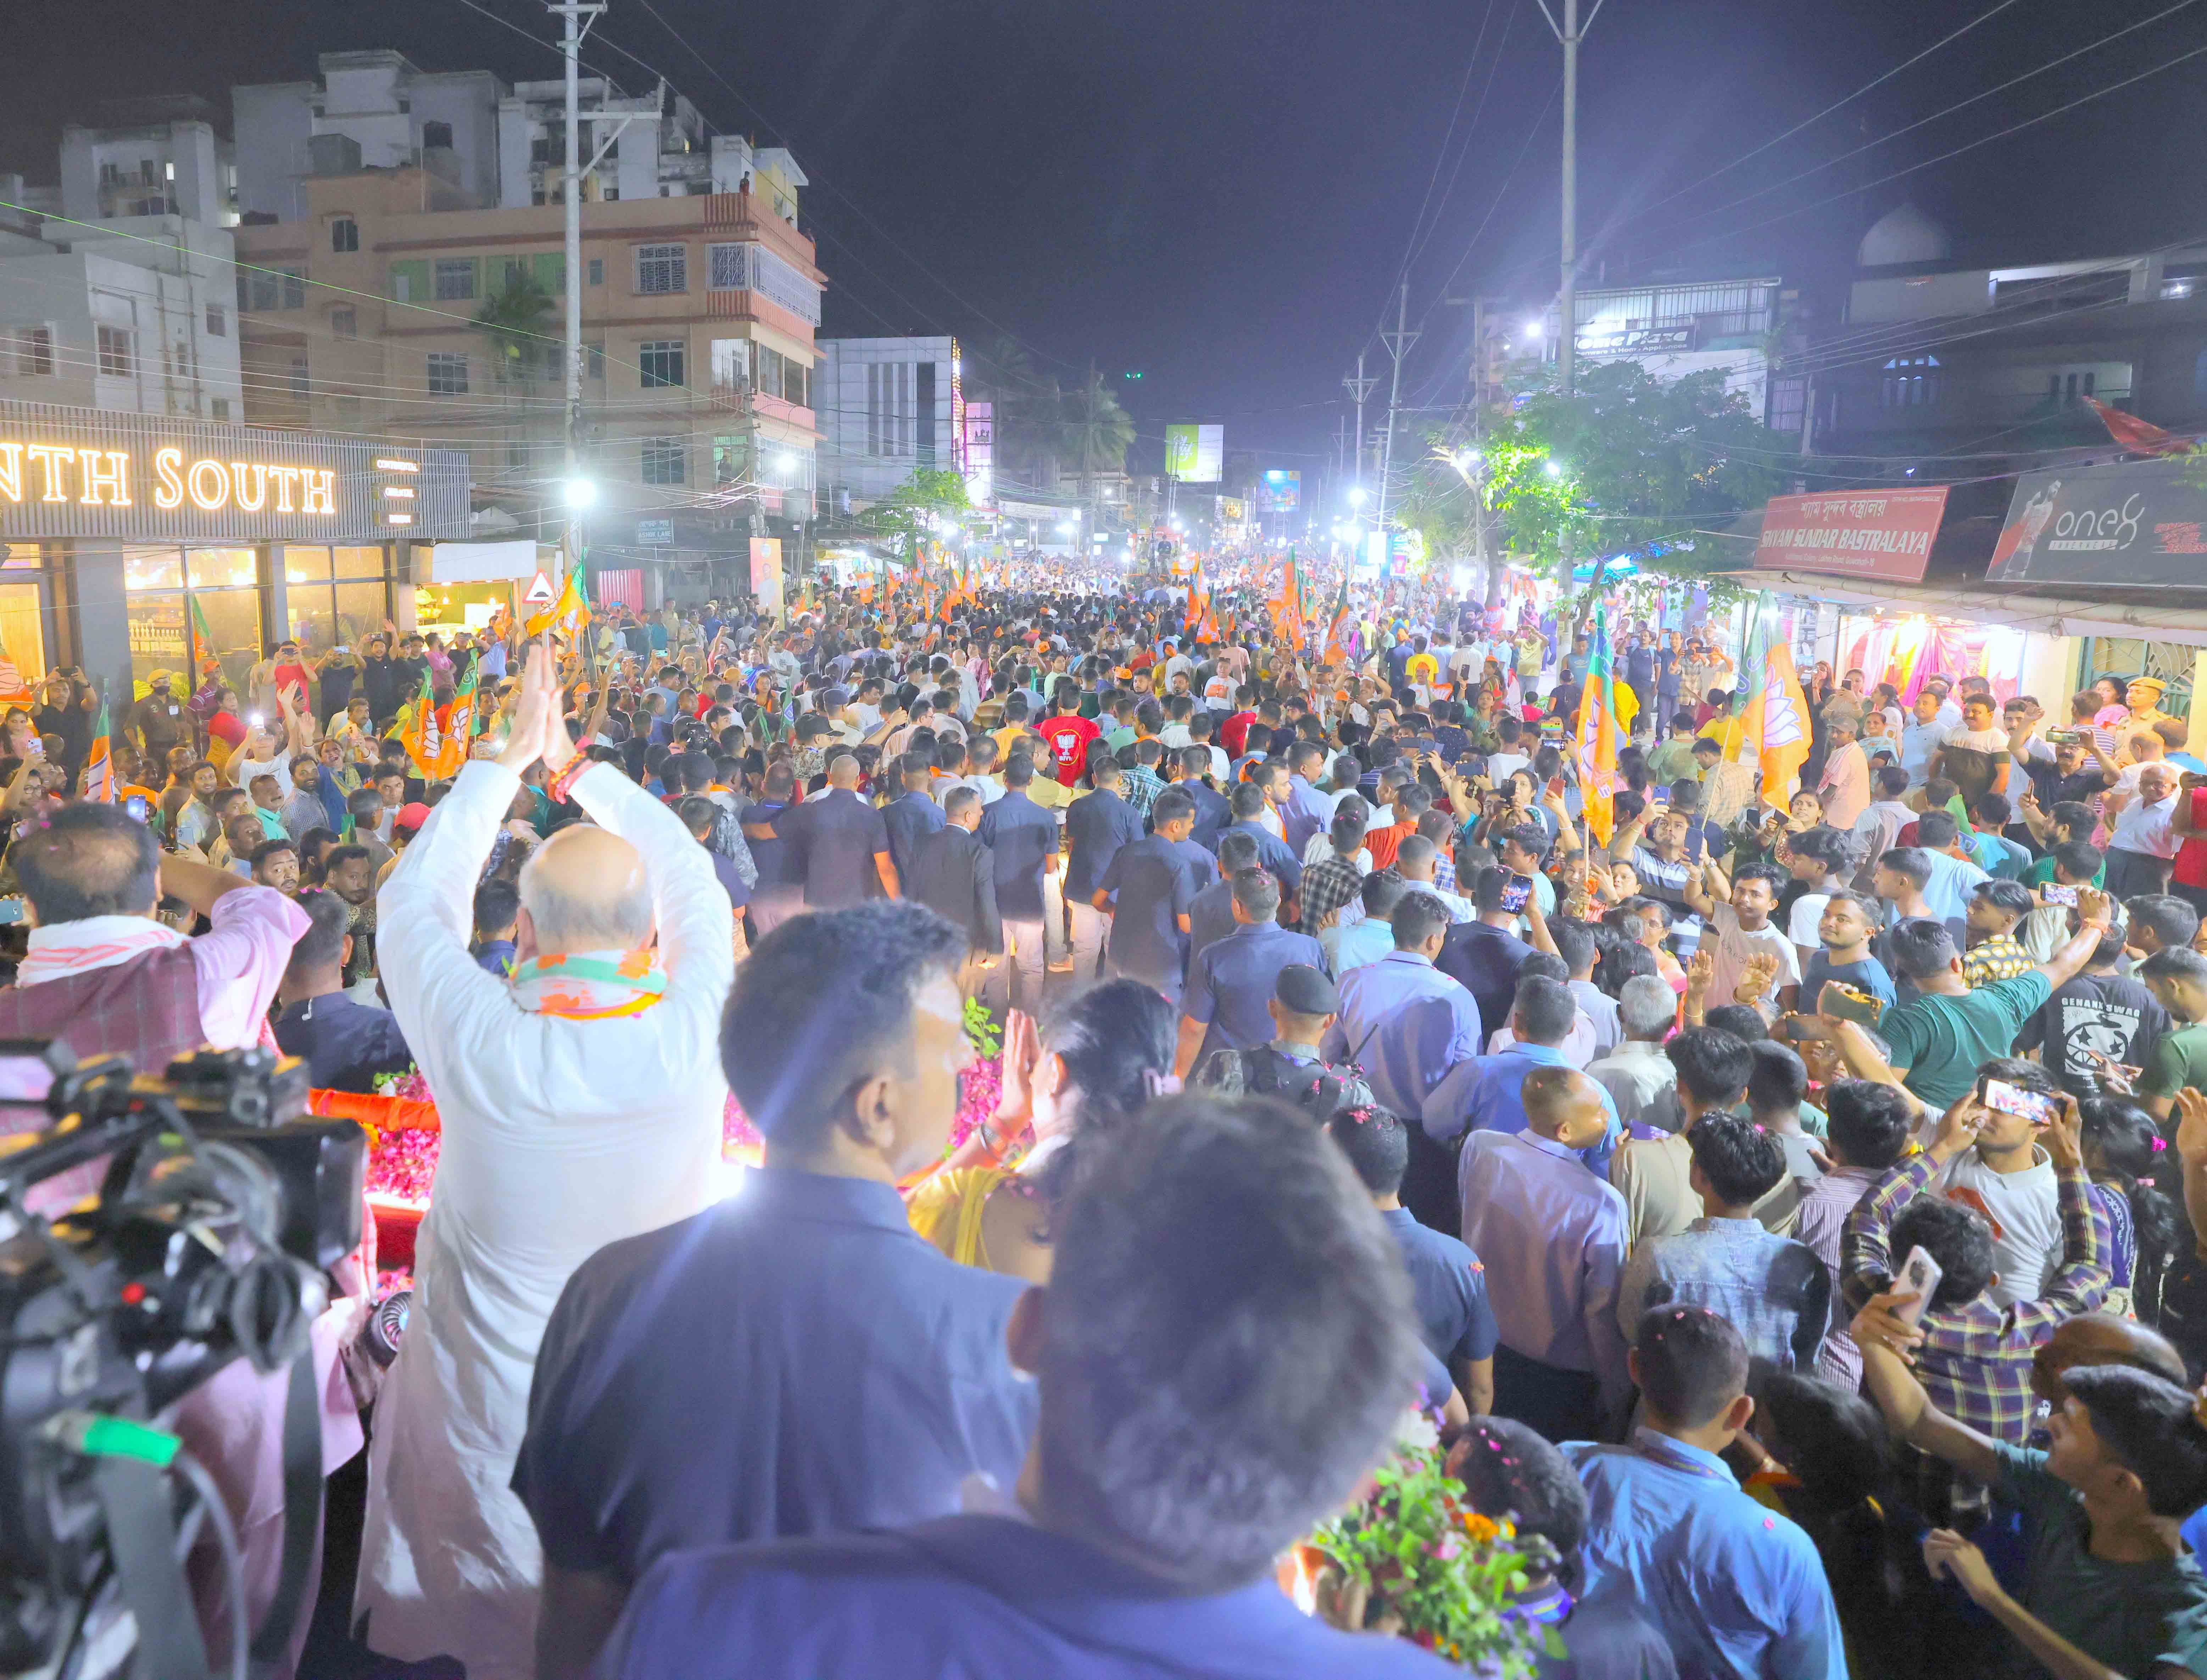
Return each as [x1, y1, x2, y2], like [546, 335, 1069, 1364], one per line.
[0, 400, 470, 544]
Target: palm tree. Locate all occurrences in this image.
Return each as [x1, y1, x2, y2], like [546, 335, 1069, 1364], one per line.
[1059, 367, 1136, 505]
[474, 274, 557, 387]
[970, 334, 1058, 491]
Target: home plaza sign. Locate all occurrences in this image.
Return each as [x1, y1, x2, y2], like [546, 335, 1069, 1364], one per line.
[0, 400, 469, 543]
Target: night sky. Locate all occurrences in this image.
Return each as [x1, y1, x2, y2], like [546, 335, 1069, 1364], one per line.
[7, 0, 2206, 478]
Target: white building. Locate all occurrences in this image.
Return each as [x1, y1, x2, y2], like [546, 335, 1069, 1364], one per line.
[0, 106, 244, 421]
[233, 51, 505, 221]
[1533, 274, 1784, 421]
[814, 335, 963, 513]
[235, 51, 809, 221]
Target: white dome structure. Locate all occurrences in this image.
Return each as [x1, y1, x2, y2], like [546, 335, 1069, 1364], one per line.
[1857, 203, 1951, 269]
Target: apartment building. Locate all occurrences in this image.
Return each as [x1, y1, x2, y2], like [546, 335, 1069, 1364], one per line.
[814, 335, 965, 514]
[0, 103, 245, 427]
[232, 145, 821, 592]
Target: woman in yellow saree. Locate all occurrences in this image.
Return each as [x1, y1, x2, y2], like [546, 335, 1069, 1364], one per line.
[905, 980, 1178, 1283]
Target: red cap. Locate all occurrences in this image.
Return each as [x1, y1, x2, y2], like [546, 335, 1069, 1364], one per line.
[396, 802, 433, 830]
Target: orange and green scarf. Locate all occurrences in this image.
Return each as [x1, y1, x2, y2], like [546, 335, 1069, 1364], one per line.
[510, 949, 667, 1020]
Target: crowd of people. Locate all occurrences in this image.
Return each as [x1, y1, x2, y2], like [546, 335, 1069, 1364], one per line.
[10, 566, 2207, 1678]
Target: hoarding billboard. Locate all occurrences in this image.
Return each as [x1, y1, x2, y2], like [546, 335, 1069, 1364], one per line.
[1165, 423, 1224, 483]
[1256, 468, 1301, 512]
[749, 536, 784, 606]
[1988, 458, 2207, 586]
[1752, 485, 1949, 585]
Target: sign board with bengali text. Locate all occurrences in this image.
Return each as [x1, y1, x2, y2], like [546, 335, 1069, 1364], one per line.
[1752, 485, 1949, 584]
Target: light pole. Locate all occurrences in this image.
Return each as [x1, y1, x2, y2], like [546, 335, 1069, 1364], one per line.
[1535, 0, 1606, 395]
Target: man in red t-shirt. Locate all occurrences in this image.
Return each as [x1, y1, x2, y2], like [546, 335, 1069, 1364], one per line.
[1036, 699, 1101, 789]
[1220, 685, 1259, 759]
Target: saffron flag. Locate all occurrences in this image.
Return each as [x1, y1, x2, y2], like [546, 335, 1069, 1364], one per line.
[435, 667, 479, 772]
[525, 564, 592, 640]
[400, 670, 447, 780]
[1185, 558, 1209, 635]
[1323, 572, 1358, 666]
[81, 697, 114, 802]
[1270, 550, 1306, 646]
[1572, 612, 1621, 849]
[1723, 591, 1812, 803]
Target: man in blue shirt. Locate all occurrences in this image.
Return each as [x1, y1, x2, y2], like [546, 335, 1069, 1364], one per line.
[1428, 973, 1622, 1172]
[1281, 740, 1336, 857]
[772, 753, 895, 908]
[1061, 758, 1143, 985]
[1321, 891, 1486, 1230]
[976, 753, 1060, 1011]
[1096, 789, 1215, 1005]
[1174, 868, 1326, 1076]
[1187, 831, 1262, 966]
[1175, 744, 1233, 852]
[1564, 1306, 1847, 1677]
[878, 750, 945, 885]
[1437, 864, 1537, 1032]
[1329, 1105, 1500, 1417]
[592, 1095, 1454, 1680]
[512, 904, 1038, 1680]
[1222, 779, 1303, 900]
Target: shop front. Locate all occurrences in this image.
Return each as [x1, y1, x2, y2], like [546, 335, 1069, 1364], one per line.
[0, 401, 469, 708]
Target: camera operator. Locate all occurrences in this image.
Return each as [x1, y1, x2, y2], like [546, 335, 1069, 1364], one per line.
[0, 802, 367, 1678]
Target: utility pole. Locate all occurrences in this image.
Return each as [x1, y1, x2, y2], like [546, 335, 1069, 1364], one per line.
[549, 0, 604, 595]
[1377, 279, 1418, 531]
[1343, 354, 1378, 498]
[1536, 0, 1604, 395]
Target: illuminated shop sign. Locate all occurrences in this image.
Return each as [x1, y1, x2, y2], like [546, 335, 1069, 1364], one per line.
[0, 400, 469, 542]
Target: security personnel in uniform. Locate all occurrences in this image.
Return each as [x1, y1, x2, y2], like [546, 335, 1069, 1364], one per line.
[1187, 961, 1378, 1120]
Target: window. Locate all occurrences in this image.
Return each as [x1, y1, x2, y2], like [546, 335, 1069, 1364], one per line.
[289, 357, 311, 400]
[204, 303, 225, 338]
[587, 342, 605, 380]
[710, 338, 750, 391]
[427, 351, 468, 395]
[713, 433, 749, 485]
[1880, 354, 1940, 409]
[212, 397, 231, 421]
[2, 326, 54, 376]
[641, 436, 687, 484]
[639, 339, 686, 389]
[422, 120, 453, 149]
[707, 242, 747, 290]
[96, 326, 133, 379]
[434, 259, 477, 301]
[282, 269, 305, 310]
[331, 217, 359, 254]
[587, 257, 604, 286]
[634, 244, 686, 295]
[331, 307, 356, 339]
[866, 358, 909, 455]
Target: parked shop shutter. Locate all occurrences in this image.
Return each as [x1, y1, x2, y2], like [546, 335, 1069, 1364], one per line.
[389, 260, 429, 304]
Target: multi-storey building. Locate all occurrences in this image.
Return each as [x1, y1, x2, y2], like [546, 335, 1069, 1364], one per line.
[232, 135, 821, 602]
[814, 335, 965, 515]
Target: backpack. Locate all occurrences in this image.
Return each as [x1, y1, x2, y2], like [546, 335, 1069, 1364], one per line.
[1234, 1044, 1353, 1122]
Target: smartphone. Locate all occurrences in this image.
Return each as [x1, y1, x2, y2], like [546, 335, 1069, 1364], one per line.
[2045, 729, 2079, 745]
[1980, 1075, 2062, 1128]
[1500, 871, 1534, 915]
[334, 644, 350, 654]
[0, 897, 24, 925]
[123, 794, 150, 825]
[1546, 775, 1565, 798]
[1818, 980, 1884, 1028]
[1893, 1245, 1944, 1326]
[2042, 883, 2079, 907]
[24, 739, 40, 758]
[1649, 786, 1670, 807]
[248, 712, 265, 728]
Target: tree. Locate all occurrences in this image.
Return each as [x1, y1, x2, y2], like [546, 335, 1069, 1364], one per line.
[968, 334, 1060, 491]
[474, 273, 557, 384]
[858, 468, 972, 560]
[1059, 367, 1136, 505]
[1415, 360, 1788, 579]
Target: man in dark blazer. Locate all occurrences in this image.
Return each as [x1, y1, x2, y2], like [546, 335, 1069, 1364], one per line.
[910, 785, 1002, 998]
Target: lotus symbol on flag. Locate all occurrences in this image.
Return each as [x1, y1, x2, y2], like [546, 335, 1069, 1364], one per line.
[1762, 682, 1805, 750]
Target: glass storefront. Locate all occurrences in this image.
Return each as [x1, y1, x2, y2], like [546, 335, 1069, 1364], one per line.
[283, 545, 392, 657]
[124, 545, 266, 700]
[0, 545, 50, 699]
[413, 579, 515, 642]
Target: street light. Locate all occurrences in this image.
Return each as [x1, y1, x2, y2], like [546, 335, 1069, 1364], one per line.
[1055, 521, 1076, 536]
[1453, 449, 1481, 473]
[774, 452, 797, 475]
[1347, 486, 1368, 507]
[562, 477, 596, 507]
[1524, 317, 1544, 340]
[1543, 460, 1564, 479]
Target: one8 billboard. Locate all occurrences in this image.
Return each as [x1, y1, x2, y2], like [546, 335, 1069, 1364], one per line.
[1165, 423, 1223, 483]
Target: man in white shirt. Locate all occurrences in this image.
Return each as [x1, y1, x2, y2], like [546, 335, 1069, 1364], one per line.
[1589, 977, 1685, 1131]
[2104, 762, 2181, 897]
[1817, 714, 1871, 829]
[1684, 859, 1802, 1011]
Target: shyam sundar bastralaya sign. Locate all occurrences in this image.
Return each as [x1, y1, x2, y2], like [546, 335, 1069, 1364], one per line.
[1752, 485, 1950, 585]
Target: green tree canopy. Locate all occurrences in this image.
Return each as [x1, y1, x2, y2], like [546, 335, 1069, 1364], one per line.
[1059, 368, 1136, 495]
[1405, 360, 1788, 578]
[858, 468, 972, 558]
[474, 273, 557, 380]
